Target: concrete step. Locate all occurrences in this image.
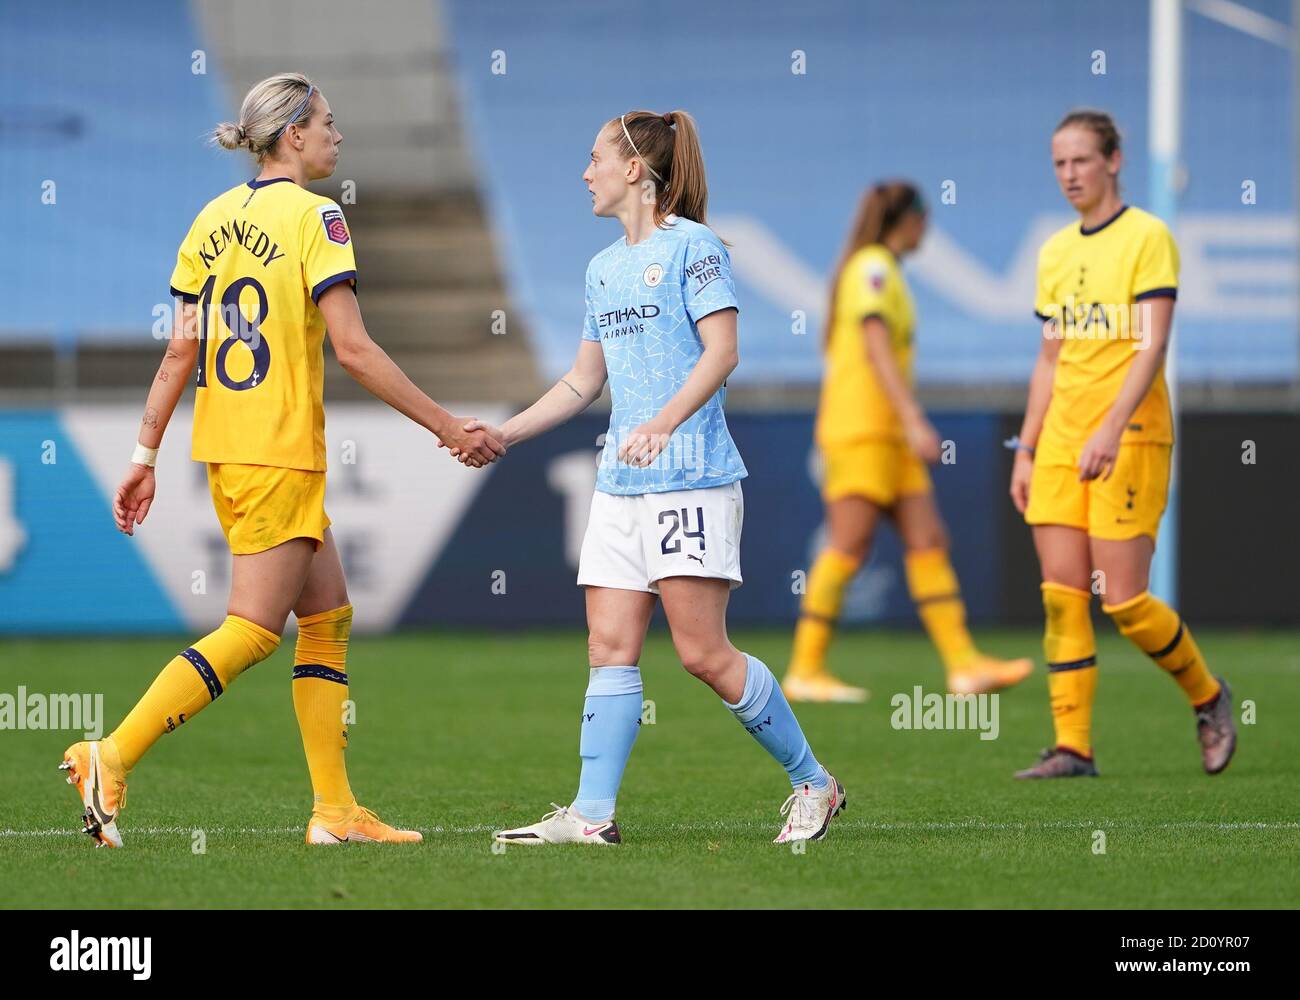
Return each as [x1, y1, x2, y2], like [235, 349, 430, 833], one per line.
[361, 287, 516, 347]
[354, 225, 498, 289]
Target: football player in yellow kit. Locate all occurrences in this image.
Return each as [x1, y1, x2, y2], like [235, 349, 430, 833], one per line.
[1011, 110, 1235, 778]
[59, 72, 504, 846]
[785, 181, 1032, 703]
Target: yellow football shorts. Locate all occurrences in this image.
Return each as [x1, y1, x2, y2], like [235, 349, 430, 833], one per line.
[1024, 437, 1170, 541]
[821, 438, 932, 507]
[207, 463, 330, 555]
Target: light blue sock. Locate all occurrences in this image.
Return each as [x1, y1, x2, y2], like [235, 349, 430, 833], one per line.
[725, 654, 827, 790]
[571, 666, 643, 821]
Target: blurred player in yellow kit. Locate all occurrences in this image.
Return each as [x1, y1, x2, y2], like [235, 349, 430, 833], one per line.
[1010, 110, 1235, 778]
[785, 181, 1032, 703]
[58, 72, 503, 846]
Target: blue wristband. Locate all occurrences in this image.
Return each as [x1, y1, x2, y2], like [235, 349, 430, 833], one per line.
[1003, 435, 1035, 456]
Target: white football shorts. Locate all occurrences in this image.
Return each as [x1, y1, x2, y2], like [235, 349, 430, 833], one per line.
[576, 481, 743, 593]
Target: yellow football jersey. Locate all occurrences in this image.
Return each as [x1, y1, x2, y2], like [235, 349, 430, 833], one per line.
[169, 177, 358, 472]
[1034, 205, 1178, 446]
[816, 244, 915, 447]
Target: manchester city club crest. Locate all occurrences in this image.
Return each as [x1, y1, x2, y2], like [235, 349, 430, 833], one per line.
[643, 262, 664, 287]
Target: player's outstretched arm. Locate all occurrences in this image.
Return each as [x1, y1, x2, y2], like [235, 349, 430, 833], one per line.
[113, 302, 199, 536]
[618, 307, 738, 468]
[446, 339, 608, 461]
[318, 283, 505, 467]
[1009, 320, 1062, 512]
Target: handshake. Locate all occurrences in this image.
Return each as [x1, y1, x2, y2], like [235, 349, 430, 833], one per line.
[438, 418, 507, 468]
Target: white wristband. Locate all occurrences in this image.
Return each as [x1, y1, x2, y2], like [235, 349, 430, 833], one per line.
[131, 443, 159, 468]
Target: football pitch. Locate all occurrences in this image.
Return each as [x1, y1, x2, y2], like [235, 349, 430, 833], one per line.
[1, 627, 1296, 909]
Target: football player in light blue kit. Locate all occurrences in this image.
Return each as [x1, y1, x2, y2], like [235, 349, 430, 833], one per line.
[449, 109, 845, 845]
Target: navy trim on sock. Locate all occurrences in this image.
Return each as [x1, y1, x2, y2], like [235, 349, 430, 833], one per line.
[292, 663, 348, 685]
[181, 647, 223, 700]
[1147, 620, 1184, 659]
[1047, 655, 1097, 672]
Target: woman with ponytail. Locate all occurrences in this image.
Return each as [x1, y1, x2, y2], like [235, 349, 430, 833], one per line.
[784, 182, 1032, 702]
[451, 110, 844, 846]
[60, 72, 502, 849]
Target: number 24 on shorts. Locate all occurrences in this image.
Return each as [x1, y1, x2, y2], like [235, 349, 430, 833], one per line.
[659, 506, 706, 556]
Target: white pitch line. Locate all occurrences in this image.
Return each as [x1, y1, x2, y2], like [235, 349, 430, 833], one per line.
[3, 819, 1298, 840]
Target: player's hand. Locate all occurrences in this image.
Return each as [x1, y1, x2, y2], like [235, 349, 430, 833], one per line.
[438, 418, 506, 468]
[1009, 449, 1034, 513]
[1078, 425, 1121, 481]
[113, 464, 156, 536]
[618, 416, 674, 468]
[904, 416, 942, 465]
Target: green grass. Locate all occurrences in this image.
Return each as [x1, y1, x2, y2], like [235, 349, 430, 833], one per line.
[1, 628, 1297, 908]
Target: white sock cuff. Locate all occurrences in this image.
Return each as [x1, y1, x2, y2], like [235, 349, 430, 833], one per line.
[586, 665, 642, 697]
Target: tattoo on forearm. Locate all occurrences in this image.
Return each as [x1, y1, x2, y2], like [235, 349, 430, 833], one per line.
[142, 407, 159, 429]
[157, 370, 170, 383]
[559, 378, 583, 400]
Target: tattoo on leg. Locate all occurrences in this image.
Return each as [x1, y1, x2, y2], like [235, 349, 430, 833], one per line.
[560, 378, 583, 400]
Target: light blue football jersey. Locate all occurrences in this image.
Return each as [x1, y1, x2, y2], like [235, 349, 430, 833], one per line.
[582, 216, 748, 495]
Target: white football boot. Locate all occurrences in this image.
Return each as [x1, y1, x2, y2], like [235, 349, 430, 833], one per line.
[773, 770, 846, 844]
[494, 803, 622, 846]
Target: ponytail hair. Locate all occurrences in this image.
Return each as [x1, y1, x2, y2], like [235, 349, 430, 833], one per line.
[607, 109, 709, 229]
[823, 180, 924, 348]
[212, 72, 316, 162]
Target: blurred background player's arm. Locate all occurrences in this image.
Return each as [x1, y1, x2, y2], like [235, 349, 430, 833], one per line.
[112, 302, 199, 535]
[318, 283, 504, 466]
[619, 306, 738, 467]
[449, 338, 608, 456]
[1077, 296, 1174, 481]
[1009, 319, 1062, 512]
[863, 316, 940, 463]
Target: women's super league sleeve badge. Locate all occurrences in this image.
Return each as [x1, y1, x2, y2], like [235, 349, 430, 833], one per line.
[318, 204, 351, 246]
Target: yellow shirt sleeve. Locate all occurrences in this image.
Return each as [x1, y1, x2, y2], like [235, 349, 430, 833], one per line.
[1033, 241, 1057, 321]
[169, 217, 202, 302]
[1133, 221, 1179, 300]
[841, 248, 894, 330]
[301, 201, 358, 304]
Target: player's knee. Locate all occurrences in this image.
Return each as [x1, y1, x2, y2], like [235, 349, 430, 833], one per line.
[587, 631, 638, 667]
[904, 528, 947, 553]
[831, 541, 869, 566]
[227, 605, 288, 638]
[677, 644, 730, 686]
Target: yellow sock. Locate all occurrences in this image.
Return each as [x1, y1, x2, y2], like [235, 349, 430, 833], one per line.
[1042, 582, 1098, 757]
[292, 604, 355, 810]
[788, 548, 860, 679]
[1104, 591, 1220, 707]
[905, 548, 977, 674]
[109, 615, 280, 772]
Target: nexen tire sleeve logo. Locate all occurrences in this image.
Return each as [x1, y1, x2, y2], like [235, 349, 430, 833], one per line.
[685, 253, 725, 292]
